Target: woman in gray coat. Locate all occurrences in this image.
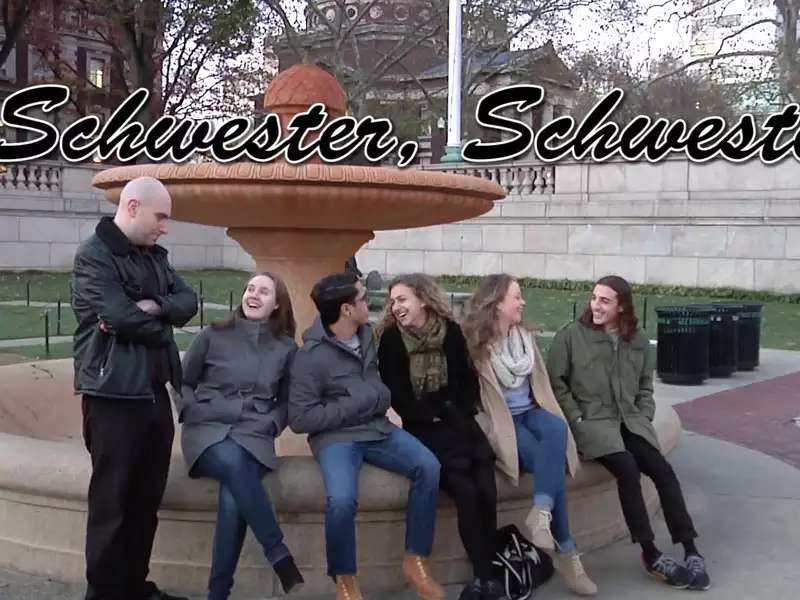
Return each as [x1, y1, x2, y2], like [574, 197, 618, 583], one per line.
[177, 272, 303, 599]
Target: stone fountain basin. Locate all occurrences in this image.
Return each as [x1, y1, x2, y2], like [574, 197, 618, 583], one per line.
[90, 163, 504, 230]
[0, 359, 680, 596]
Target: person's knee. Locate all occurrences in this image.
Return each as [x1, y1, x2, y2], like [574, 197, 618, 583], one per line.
[541, 412, 568, 440]
[414, 452, 441, 486]
[647, 456, 678, 484]
[444, 471, 481, 506]
[327, 494, 358, 518]
[213, 444, 255, 480]
[611, 454, 642, 484]
[217, 486, 239, 519]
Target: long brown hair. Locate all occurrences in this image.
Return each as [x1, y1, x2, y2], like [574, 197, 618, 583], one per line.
[378, 273, 454, 334]
[462, 273, 535, 362]
[211, 272, 296, 338]
[578, 275, 638, 342]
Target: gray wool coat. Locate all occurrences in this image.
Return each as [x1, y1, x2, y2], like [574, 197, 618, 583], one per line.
[288, 318, 393, 456]
[176, 317, 297, 472]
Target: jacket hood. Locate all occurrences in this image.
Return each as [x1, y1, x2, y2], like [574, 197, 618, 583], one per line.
[302, 317, 372, 350]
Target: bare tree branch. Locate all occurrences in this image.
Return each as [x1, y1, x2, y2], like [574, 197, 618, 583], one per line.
[647, 50, 776, 86]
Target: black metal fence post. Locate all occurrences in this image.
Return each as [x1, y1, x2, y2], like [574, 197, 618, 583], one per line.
[643, 297, 648, 330]
[44, 312, 50, 356]
[57, 297, 62, 335]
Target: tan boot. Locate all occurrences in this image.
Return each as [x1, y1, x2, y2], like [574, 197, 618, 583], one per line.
[335, 574, 364, 600]
[554, 551, 598, 596]
[525, 505, 556, 550]
[402, 553, 445, 600]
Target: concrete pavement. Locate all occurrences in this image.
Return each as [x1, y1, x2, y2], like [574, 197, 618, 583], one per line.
[1, 350, 798, 600]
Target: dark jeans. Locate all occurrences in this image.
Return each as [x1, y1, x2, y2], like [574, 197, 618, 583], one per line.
[409, 422, 498, 580]
[82, 388, 174, 600]
[316, 427, 441, 577]
[192, 438, 289, 600]
[596, 425, 698, 545]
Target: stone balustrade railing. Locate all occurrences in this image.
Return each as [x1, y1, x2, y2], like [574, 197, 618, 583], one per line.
[0, 161, 63, 194]
[419, 160, 554, 196]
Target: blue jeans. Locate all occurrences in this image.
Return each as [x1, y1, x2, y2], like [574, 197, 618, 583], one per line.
[316, 427, 441, 576]
[513, 408, 577, 553]
[193, 438, 290, 600]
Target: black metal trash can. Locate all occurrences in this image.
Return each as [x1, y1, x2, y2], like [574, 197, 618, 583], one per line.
[656, 305, 712, 385]
[713, 301, 762, 370]
[707, 304, 740, 377]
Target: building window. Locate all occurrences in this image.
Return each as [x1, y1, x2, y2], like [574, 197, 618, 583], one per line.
[89, 58, 105, 88]
[345, 5, 358, 20]
[717, 14, 742, 28]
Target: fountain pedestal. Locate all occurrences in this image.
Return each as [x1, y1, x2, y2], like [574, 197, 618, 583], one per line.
[227, 227, 374, 332]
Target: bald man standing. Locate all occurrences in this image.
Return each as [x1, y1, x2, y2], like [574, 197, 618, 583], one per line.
[72, 176, 198, 600]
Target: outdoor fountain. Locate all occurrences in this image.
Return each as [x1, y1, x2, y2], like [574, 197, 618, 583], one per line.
[0, 64, 682, 597]
[90, 64, 505, 333]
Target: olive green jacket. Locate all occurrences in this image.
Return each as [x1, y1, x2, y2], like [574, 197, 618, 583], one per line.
[546, 321, 659, 460]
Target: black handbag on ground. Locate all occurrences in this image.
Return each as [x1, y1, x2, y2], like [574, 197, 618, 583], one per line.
[492, 524, 555, 600]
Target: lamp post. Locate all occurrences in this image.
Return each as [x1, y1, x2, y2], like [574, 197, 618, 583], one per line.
[441, 0, 463, 162]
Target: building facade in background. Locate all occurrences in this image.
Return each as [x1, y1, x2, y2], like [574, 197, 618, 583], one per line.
[686, 0, 781, 116]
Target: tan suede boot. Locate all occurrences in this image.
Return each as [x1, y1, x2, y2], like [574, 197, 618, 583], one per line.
[335, 575, 364, 600]
[402, 553, 445, 600]
[554, 551, 599, 596]
[525, 505, 556, 550]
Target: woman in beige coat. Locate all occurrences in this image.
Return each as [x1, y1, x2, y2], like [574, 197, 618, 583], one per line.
[463, 274, 596, 597]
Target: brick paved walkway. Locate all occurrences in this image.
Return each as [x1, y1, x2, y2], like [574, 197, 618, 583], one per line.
[675, 371, 800, 470]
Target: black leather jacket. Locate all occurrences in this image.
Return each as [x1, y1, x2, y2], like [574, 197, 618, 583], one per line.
[71, 217, 198, 400]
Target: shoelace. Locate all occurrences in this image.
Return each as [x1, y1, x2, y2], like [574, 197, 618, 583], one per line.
[410, 556, 432, 581]
[653, 555, 681, 575]
[685, 555, 705, 575]
[536, 510, 553, 530]
[569, 553, 587, 577]
[338, 578, 355, 600]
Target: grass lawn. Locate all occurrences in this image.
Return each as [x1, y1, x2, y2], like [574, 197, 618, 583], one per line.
[1, 270, 798, 350]
[0, 269, 249, 305]
[431, 285, 800, 351]
[0, 305, 231, 340]
[0, 332, 199, 362]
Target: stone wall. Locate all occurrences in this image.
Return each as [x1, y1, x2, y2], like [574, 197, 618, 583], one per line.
[357, 158, 800, 293]
[1, 157, 799, 293]
[0, 161, 255, 272]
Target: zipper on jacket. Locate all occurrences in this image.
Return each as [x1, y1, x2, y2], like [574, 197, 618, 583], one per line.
[99, 343, 112, 377]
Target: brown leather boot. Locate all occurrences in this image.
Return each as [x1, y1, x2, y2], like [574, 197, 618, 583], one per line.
[402, 553, 445, 600]
[335, 574, 364, 600]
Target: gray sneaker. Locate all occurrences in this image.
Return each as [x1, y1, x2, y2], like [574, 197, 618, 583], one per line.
[643, 554, 692, 589]
[686, 554, 711, 591]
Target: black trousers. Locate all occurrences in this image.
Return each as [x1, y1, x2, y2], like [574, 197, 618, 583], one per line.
[82, 387, 174, 600]
[596, 425, 697, 545]
[408, 421, 498, 580]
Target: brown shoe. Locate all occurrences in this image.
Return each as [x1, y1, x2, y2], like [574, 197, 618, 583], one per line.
[554, 551, 598, 596]
[402, 554, 445, 600]
[336, 575, 364, 600]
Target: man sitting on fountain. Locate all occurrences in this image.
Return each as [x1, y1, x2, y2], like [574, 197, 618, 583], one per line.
[289, 272, 444, 600]
[71, 176, 198, 600]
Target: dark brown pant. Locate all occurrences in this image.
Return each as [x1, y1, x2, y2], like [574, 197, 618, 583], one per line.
[82, 387, 174, 600]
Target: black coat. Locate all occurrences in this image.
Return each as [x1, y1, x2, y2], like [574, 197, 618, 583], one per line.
[378, 319, 491, 464]
[71, 217, 198, 400]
